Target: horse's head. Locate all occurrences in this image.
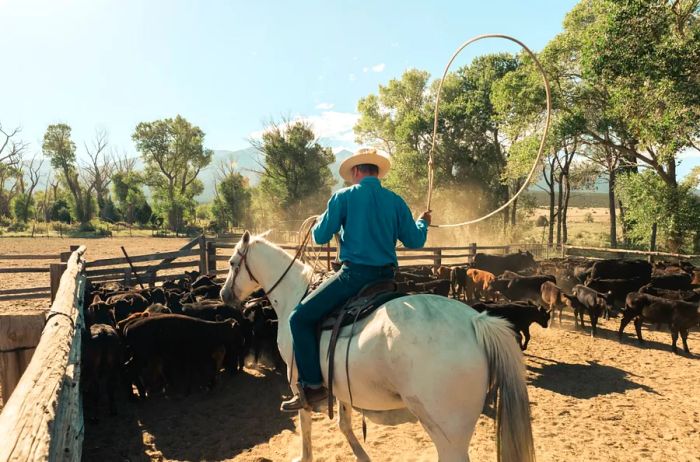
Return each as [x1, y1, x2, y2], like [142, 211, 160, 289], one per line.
[220, 231, 262, 306]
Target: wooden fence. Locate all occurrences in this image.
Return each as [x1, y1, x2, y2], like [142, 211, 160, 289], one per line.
[0, 253, 60, 302]
[562, 244, 700, 265]
[0, 246, 86, 461]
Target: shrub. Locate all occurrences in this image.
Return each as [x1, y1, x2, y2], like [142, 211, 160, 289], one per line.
[584, 212, 594, 223]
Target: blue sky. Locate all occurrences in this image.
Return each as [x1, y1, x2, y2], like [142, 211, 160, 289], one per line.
[1, 0, 698, 179]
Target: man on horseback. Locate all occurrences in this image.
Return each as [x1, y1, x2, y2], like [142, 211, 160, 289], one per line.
[281, 147, 431, 412]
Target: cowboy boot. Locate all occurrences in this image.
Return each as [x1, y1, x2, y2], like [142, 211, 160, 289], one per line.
[280, 385, 328, 413]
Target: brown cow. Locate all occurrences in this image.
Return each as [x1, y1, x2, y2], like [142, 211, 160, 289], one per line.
[466, 269, 496, 301]
[692, 270, 700, 285]
[540, 281, 566, 323]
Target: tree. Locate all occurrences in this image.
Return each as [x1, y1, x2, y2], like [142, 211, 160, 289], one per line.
[211, 160, 252, 231]
[252, 120, 335, 223]
[83, 129, 115, 219]
[13, 156, 44, 223]
[112, 170, 147, 225]
[554, 0, 700, 247]
[132, 115, 212, 231]
[42, 123, 95, 225]
[616, 169, 700, 252]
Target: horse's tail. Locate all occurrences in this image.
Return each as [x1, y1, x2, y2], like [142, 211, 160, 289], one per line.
[471, 312, 535, 462]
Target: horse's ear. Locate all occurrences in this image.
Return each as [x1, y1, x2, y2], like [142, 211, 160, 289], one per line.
[242, 230, 251, 245]
[258, 229, 272, 239]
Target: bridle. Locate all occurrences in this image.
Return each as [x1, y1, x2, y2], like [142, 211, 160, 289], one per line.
[228, 226, 314, 300]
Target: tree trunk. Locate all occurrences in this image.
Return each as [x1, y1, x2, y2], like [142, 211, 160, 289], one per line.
[510, 196, 517, 227]
[562, 174, 571, 244]
[556, 175, 563, 246]
[548, 182, 555, 246]
[608, 169, 618, 248]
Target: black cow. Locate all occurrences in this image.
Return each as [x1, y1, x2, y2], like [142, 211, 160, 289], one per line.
[621, 293, 700, 354]
[650, 273, 693, 291]
[639, 284, 700, 302]
[493, 275, 556, 303]
[470, 301, 549, 350]
[585, 277, 646, 318]
[122, 314, 244, 397]
[471, 251, 536, 277]
[567, 284, 613, 337]
[590, 259, 652, 282]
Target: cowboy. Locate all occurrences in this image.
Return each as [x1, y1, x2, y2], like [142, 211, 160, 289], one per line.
[281, 147, 431, 412]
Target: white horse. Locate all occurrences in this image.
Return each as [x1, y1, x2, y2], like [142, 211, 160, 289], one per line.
[221, 231, 535, 462]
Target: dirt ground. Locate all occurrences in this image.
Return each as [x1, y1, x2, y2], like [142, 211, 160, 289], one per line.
[3, 237, 700, 461]
[82, 314, 700, 462]
[0, 237, 191, 313]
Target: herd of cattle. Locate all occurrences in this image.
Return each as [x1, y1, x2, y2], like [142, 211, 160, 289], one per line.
[80, 251, 700, 419]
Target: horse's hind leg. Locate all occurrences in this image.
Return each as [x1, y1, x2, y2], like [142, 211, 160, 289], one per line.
[338, 401, 370, 461]
[404, 397, 472, 462]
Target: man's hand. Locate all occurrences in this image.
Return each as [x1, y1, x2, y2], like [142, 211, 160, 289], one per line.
[419, 210, 432, 225]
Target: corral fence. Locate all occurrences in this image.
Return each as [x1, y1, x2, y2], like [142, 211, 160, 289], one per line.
[0, 246, 86, 461]
[0, 252, 60, 302]
[562, 244, 700, 266]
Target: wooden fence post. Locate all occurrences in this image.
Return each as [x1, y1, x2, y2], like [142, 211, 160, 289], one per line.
[433, 249, 442, 268]
[198, 235, 207, 274]
[469, 243, 477, 263]
[49, 263, 67, 303]
[503, 245, 510, 255]
[207, 241, 217, 274]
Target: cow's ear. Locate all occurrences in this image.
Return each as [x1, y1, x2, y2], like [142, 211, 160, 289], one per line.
[92, 294, 102, 305]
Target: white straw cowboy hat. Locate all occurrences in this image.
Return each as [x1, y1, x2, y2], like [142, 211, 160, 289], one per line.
[339, 148, 392, 183]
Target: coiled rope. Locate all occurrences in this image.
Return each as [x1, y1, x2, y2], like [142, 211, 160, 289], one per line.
[427, 34, 552, 228]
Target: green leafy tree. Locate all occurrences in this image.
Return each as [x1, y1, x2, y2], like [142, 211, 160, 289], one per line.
[211, 161, 252, 231]
[616, 169, 700, 252]
[112, 170, 148, 225]
[42, 124, 95, 224]
[132, 115, 212, 231]
[12, 193, 34, 222]
[252, 120, 334, 224]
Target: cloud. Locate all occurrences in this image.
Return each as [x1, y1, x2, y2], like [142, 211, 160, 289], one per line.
[363, 67, 369, 73]
[249, 111, 359, 144]
[349, 73, 357, 81]
[315, 102, 334, 110]
[679, 149, 700, 159]
[371, 63, 385, 72]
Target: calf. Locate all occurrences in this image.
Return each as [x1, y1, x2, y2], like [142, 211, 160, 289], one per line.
[496, 274, 556, 304]
[122, 314, 244, 397]
[470, 301, 549, 350]
[540, 281, 566, 323]
[568, 284, 613, 337]
[650, 273, 692, 291]
[82, 298, 122, 419]
[450, 266, 469, 300]
[621, 293, 700, 354]
[639, 284, 700, 302]
[585, 278, 643, 319]
[466, 269, 496, 301]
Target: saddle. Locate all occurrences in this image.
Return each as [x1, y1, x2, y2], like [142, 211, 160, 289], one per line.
[318, 279, 408, 419]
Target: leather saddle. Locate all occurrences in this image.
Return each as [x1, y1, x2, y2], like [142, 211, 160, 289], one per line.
[319, 279, 407, 419]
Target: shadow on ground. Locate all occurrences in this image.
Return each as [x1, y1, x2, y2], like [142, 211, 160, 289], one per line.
[526, 355, 657, 399]
[82, 368, 294, 462]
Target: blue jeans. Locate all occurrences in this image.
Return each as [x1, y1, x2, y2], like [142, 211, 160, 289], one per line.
[289, 263, 395, 387]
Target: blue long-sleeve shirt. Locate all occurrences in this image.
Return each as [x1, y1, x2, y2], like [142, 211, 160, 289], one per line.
[312, 176, 428, 266]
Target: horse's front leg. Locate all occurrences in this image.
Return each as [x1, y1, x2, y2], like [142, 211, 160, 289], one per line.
[338, 401, 371, 461]
[293, 408, 313, 462]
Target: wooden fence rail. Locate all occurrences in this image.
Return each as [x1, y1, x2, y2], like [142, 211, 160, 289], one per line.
[0, 245, 86, 462]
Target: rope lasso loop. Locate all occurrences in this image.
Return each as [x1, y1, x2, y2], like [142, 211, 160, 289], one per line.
[427, 34, 552, 228]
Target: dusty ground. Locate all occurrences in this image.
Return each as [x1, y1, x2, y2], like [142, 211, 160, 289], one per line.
[3, 237, 700, 461]
[0, 237, 191, 313]
[82, 314, 700, 462]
